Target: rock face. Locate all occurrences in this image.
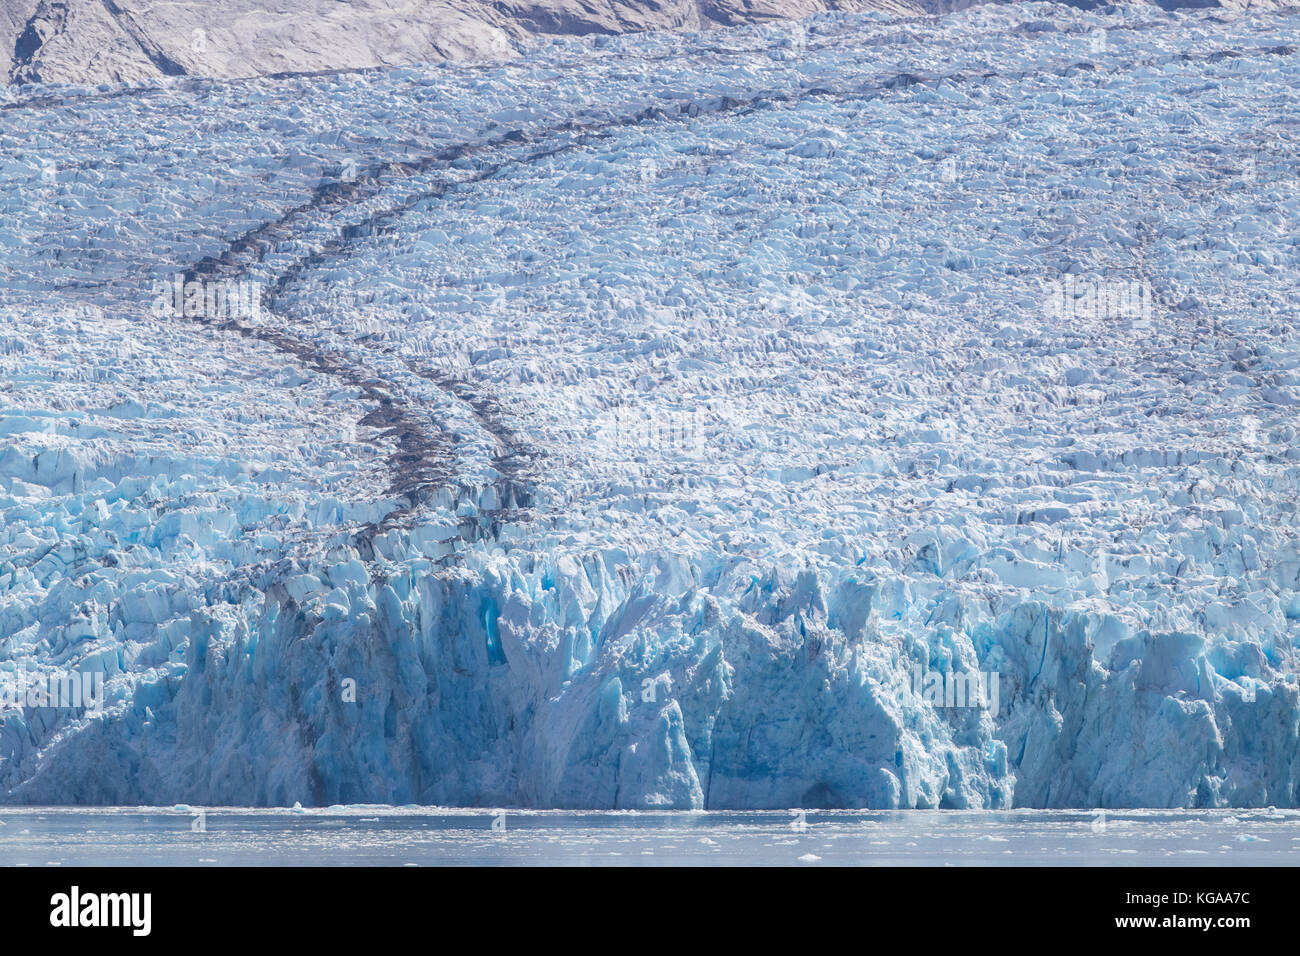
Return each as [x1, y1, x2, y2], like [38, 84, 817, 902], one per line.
[3, 0, 1294, 86]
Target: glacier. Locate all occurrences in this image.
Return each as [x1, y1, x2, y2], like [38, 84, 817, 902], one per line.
[1, 3, 1298, 809]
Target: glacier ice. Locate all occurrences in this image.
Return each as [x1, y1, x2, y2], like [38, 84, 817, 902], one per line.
[0, 4, 1298, 809]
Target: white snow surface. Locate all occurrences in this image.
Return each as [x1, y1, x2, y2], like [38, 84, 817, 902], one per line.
[1, 4, 1299, 808]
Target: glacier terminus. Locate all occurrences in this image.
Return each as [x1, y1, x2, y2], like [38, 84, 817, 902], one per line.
[0, 2, 1298, 816]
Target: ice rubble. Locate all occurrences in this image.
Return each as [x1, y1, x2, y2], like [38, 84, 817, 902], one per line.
[1, 5, 1299, 808]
